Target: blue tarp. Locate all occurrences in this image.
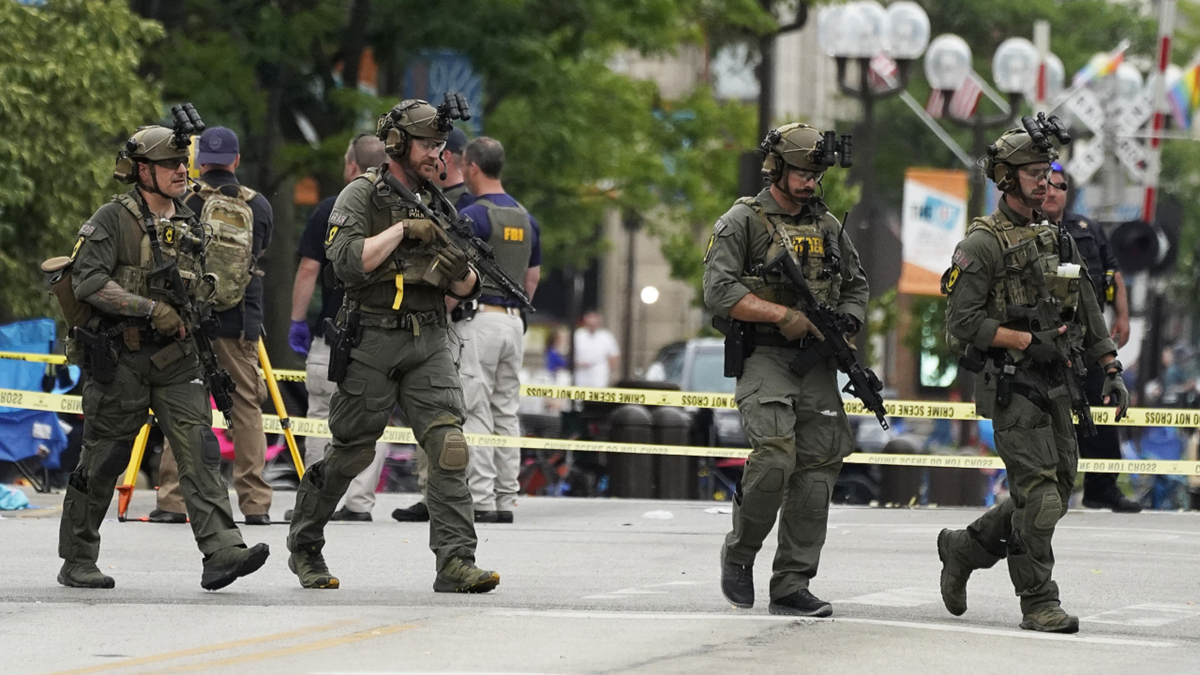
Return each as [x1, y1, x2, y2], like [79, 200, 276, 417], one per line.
[0, 319, 68, 468]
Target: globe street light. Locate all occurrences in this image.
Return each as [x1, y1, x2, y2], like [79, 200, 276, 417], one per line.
[926, 34, 1045, 218]
[822, 0, 930, 292]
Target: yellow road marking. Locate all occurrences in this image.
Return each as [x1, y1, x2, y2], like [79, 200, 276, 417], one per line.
[39, 620, 358, 675]
[145, 624, 417, 673]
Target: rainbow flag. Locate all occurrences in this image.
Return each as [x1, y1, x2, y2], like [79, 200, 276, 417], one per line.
[1071, 40, 1131, 88]
[1167, 64, 1200, 129]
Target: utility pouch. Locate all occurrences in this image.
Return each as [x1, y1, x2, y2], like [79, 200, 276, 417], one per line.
[150, 340, 188, 370]
[74, 326, 117, 384]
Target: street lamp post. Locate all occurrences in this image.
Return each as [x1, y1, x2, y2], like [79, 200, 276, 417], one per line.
[819, 0, 930, 290]
[926, 35, 1047, 218]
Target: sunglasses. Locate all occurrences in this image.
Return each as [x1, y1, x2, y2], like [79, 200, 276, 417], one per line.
[149, 158, 189, 170]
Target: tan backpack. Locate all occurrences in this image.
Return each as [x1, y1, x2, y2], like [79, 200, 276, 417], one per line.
[195, 181, 257, 311]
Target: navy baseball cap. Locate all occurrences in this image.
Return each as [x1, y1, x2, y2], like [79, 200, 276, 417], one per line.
[445, 128, 469, 155]
[196, 127, 240, 165]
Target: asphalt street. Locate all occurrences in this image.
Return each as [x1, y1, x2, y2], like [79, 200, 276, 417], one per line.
[2, 488, 1198, 675]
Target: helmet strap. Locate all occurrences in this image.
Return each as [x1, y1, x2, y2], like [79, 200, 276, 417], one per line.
[136, 161, 174, 201]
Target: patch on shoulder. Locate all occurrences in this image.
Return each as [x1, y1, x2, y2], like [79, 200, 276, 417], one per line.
[951, 249, 973, 270]
[328, 210, 350, 227]
[78, 222, 96, 237]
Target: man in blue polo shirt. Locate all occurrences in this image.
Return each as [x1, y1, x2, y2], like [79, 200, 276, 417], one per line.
[456, 137, 541, 523]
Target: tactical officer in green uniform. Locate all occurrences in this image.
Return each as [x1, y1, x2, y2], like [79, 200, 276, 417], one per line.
[703, 124, 868, 617]
[938, 123, 1128, 633]
[286, 99, 500, 594]
[55, 125, 269, 590]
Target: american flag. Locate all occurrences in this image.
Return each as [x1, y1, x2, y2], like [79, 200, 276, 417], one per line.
[925, 72, 984, 120]
[868, 54, 899, 92]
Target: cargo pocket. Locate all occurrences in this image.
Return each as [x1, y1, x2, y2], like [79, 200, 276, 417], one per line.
[993, 393, 1055, 470]
[426, 374, 465, 417]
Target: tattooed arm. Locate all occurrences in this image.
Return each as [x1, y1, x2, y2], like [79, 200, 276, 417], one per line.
[82, 281, 155, 318]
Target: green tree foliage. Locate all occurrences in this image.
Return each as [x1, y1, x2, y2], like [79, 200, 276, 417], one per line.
[0, 0, 161, 321]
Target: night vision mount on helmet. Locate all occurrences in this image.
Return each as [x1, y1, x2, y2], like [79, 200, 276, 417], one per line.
[983, 113, 1070, 193]
[760, 123, 852, 181]
[113, 103, 205, 184]
[377, 92, 472, 158]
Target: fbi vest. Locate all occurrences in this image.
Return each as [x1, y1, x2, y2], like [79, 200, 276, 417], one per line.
[737, 196, 843, 309]
[476, 199, 533, 301]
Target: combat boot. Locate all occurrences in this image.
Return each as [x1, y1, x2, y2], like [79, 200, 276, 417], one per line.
[720, 553, 754, 608]
[289, 542, 340, 589]
[200, 543, 270, 591]
[57, 562, 114, 589]
[392, 502, 430, 522]
[769, 589, 833, 617]
[433, 557, 500, 593]
[938, 528, 1001, 616]
[1020, 605, 1079, 634]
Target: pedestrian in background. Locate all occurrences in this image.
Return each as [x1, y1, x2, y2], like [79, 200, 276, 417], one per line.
[153, 126, 275, 526]
[573, 311, 619, 388]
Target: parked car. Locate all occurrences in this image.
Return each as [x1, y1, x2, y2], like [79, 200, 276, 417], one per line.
[645, 338, 894, 504]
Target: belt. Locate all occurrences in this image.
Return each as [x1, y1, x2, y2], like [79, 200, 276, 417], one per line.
[1009, 382, 1050, 410]
[358, 310, 445, 330]
[478, 304, 522, 316]
[747, 327, 812, 350]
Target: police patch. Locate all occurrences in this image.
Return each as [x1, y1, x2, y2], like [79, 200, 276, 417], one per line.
[324, 225, 339, 246]
[941, 264, 962, 295]
[70, 235, 84, 261]
[704, 234, 716, 263]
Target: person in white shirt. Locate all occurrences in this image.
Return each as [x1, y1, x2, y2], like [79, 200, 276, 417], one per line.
[573, 311, 620, 388]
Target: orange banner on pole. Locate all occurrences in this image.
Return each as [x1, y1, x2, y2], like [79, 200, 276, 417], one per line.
[899, 168, 968, 296]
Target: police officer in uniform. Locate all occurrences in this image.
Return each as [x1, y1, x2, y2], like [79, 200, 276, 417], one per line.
[938, 126, 1127, 633]
[286, 100, 500, 594]
[703, 124, 868, 616]
[56, 125, 269, 590]
[1041, 164, 1140, 513]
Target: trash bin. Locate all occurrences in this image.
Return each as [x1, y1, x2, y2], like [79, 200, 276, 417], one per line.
[877, 436, 924, 506]
[652, 407, 694, 500]
[607, 404, 655, 498]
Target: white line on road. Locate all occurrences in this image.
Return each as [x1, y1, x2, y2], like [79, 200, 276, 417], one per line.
[583, 579, 705, 599]
[486, 610, 1177, 648]
[1082, 603, 1200, 627]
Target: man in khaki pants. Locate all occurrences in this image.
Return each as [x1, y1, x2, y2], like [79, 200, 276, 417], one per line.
[153, 127, 275, 525]
[455, 137, 541, 523]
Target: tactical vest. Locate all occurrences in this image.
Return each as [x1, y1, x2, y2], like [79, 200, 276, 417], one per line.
[441, 183, 469, 210]
[477, 199, 533, 300]
[946, 213, 1085, 359]
[343, 169, 446, 314]
[108, 193, 207, 311]
[736, 197, 842, 309]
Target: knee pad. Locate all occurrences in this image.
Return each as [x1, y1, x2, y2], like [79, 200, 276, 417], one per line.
[200, 428, 221, 465]
[436, 429, 469, 471]
[97, 440, 134, 478]
[804, 477, 831, 510]
[753, 467, 785, 493]
[1032, 491, 1063, 531]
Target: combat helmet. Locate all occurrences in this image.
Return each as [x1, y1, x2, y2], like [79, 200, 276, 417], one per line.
[377, 99, 449, 158]
[761, 123, 828, 180]
[113, 126, 190, 184]
[984, 115, 1070, 194]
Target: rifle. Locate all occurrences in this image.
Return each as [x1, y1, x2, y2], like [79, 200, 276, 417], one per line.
[761, 249, 889, 430]
[138, 196, 237, 427]
[1005, 236, 1097, 437]
[381, 172, 535, 313]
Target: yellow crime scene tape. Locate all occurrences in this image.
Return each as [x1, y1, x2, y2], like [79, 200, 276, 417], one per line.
[3, 386, 1198, 476]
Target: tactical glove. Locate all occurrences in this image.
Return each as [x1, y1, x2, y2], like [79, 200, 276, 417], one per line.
[1102, 370, 1130, 421]
[288, 319, 310, 356]
[421, 246, 472, 289]
[150, 301, 184, 336]
[776, 308, 824, 342]
[405, 218, 438, 245]
[1025, 329, 1068, 365]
